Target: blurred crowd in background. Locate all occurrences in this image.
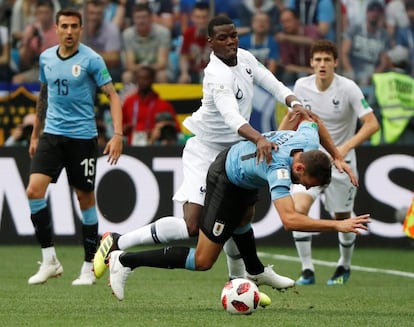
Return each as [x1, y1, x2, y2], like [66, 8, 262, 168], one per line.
[0, 0, 413, 146]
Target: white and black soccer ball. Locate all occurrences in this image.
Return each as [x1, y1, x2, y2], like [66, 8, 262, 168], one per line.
[220, 278, 260, 315]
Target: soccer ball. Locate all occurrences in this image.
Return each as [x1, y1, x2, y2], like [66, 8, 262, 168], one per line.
[220, 278, 260, 315]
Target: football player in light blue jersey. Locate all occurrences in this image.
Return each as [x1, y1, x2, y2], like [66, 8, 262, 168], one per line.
[39, 43, 112, 139]
[26, 8, 123, 286]
[105, 115, 369, 301]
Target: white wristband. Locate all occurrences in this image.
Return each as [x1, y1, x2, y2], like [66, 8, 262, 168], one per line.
[290, 100, 302, 108]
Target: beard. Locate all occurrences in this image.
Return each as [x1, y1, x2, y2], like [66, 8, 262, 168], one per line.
[291, 171, 300, 184]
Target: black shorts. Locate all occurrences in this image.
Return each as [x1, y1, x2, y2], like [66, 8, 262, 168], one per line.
[30, 133, 98, 192]
[201, 149, 258, 244]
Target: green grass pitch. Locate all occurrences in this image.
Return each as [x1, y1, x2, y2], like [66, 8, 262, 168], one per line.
[1, 245, 413, 327]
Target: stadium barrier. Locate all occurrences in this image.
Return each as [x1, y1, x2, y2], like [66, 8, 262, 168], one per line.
[0, 145, 413, 247]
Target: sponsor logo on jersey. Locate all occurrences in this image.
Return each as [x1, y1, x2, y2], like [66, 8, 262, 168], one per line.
[72, 64, 81, 77]
[213, 220, 225, 236]
[276, 168, 289, 180]
[199, 186, 207, 194]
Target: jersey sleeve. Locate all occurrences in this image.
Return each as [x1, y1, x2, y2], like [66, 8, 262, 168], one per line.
[205, 65, 249, 132]
[38, 53, 46, 84]
[248, 51, 294, 104]
[90, 55, 112, 87]
[267, 164, 292, 200]
[345, 79, 374, 118]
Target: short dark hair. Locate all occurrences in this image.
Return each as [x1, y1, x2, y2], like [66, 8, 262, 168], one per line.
[208, 15, 234, 37]
[36, 0, 54, 10]
[139, 65, 156, 80]
[280, 8, 299, 19]
[299, 150, 332, 186]
[56, 8, 82, 26]
[311, 40, 338, 60]
[193, 2, 210, 11]
[134, 2, 152, 15]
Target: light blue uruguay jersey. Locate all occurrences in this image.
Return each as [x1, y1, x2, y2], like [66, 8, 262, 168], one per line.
[225, 121, 320, 200]
[40, 43, 112, 138]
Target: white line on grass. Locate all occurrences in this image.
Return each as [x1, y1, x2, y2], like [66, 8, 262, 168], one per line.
[257, 252, 414, 279]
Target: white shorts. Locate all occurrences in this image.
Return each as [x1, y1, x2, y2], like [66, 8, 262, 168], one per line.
[291, 161, 358, 213]
[173, 136, 230, 205]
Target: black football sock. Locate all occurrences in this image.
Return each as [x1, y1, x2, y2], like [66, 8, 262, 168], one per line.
[232, 228, 264, 275]
[30, 207, 54, 248]
[119, 247, 190, 270]
[82, 223, 98, 262]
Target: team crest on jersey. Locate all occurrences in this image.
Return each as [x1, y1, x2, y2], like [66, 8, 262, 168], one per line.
[72, 64, 81, 77]
[332, 98, 340, 110]
[276, 168, 289, 180]
[212, 220, 225, 236]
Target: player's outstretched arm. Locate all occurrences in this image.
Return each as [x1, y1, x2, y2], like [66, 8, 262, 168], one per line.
[274, 197, 370, 233]
[101, 82, 123, 165]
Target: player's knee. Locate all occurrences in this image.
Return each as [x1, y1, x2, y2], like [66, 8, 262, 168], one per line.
[26, 185, 44, 199]
[194, 256, 214, 271]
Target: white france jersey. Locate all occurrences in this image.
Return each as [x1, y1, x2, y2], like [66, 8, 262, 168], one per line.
[183, 48, 294, 145]
[293, 73, 373, 160]
[40, 43, 112, 139]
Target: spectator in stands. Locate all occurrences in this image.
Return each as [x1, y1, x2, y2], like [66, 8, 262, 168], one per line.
[371, 45, 414, 145]
[275, 8, 318, 85]
[12, 0, 59, 84]
[237, 0, 281, 36]
[341, 1, 390, 87]
[385, 0, 409, 45]
[287, 0, 335, 42]
[84, 0, 123, 82]
[4, 112, 36, 146]
[342, 0, 386, 30]
[178, 1, 210, 84]
[122, 3, 171, 83]
[179, 0, 240, 35]
[10, 0, 60, 46]
[99, 0, 127, 29]
[0, 23, 11, 82]
[395, 0, 414, 76]
[122, 65, 180, 145]
[239, 11, 279, 76]
[125, 0, 174, 32]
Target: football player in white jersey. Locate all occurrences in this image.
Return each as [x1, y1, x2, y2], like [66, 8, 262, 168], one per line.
[94, 15, 322, 291]
[289, 40, 380, 286]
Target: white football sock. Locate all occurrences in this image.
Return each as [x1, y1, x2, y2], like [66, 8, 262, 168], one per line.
[118, 217, 189, 250]
[223, 238, 246, 279]
[80, 261, 93, 273]
[293, 231, 314, 271]
[41, 246, 57, 263]
[337, 232, 356, 269]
